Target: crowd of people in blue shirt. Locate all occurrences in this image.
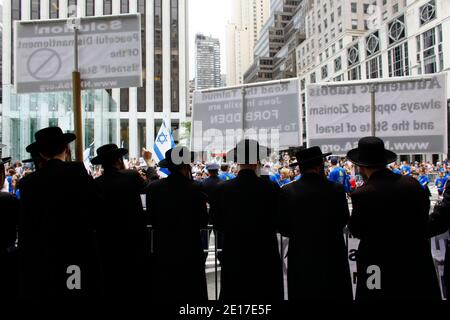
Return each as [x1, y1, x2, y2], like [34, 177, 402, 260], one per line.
[4, 152, 450, 200]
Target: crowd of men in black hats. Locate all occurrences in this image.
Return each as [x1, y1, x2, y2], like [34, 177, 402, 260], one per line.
[1, 126, 450, 301]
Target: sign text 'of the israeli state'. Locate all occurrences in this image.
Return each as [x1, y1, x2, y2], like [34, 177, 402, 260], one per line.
[14, 14, 142, 93]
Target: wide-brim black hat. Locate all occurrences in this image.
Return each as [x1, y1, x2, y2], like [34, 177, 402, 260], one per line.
[290, 146, 331, 167]
[159, 146, 195, 168]
[347, 136, 397, 167]
[226, 139, 271, 164]
[33, 127, 76, 152]
[0, 157, 12, 166]
[91, 144, 128, 165]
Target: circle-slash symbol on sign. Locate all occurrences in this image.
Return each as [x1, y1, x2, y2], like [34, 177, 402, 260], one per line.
[27, 48, 62, 81]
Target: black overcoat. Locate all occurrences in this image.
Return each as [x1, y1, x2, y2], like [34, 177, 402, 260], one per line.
[18, 159, 103, 299]
[349, 169, 441, 300]
[0, 191, 19, 298]
[94, 169, 150, 297]
[278, 172, 353, 300]
[146, 172, 208, 301]
[210, 169, 283, 301]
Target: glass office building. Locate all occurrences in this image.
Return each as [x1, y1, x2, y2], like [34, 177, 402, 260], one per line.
[1, 0, 189, 161]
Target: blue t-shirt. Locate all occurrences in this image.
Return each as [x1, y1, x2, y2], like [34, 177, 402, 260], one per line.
[279, 178, 291, 187]
[418, 175, 429, 189]
[401, 165, 411, 176]
[444, 173, 450, 181]
[219, 172, 235, 181]
[294, 175, 301, 181]
[328, 167, 351, 192]
[6, 176, 13, 193]
[436, 177, 446, 193]
[269, 174, 280, 185]
[392, 168, 402, 175]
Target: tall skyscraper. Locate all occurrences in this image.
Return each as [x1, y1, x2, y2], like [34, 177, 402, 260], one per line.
[226, 0, 271, 86]
[1, 0, 190, 160]
[195, 34, 221, 90]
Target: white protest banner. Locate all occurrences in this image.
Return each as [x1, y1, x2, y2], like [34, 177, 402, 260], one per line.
[191, 79, 301, 153]
[14, 14, 142, 93]
[306, 74, 447, 155]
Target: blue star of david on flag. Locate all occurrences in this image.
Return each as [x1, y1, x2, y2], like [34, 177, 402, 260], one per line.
[153, 120, 176, 176]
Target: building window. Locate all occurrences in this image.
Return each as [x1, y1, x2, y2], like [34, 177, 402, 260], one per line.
[351, 3, 357, 13]
[388, 43, 409, 77]
[334, 57, 342, 72]
[171, 0, 179, 113]
[366, 32, 380, 57]
[417, 26, 443, 74]
[337, 6, 342, 17]
[420, 1, 436, 26]
[11, 0, 21, 84]
[310, 72, 316, 84]
[103, 0, 112, 15]
[49, 0, 59, 19]
[138, 0, 146, 112]
[363, 4, 370, 14]
[347, 45, 360, 67]
[138, 119, 147, 154]
[68, 0, 78, 16]
[348, 66, 361, 81]
[86, 0, 95, 16]
[154, 0, 163, 112]
[388, 16, 406, 45]
[121, 0, 129, 13]
[120, 119, 129, 152]
[351, 19, 358, 30]
[120, 88, 129, 112]
[392, 4, 399, 14]
[366, 56, 383, 79]
[108, 119, 118, 144]
[31, 0, 40, 19]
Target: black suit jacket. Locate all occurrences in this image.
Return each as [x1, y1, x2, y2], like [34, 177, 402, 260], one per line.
[210, 169, 283, 301]
[146, 172, 208, 300]
[0, 192, 19, 298]
[18, 159, 103, 299]
[278, 172, 352, 300]
[349, 169, 441, 300]
[94, 169, 150, 297]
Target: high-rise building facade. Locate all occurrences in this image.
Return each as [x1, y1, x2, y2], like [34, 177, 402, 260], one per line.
[226, 0, 271, 86]
[1, 0, 189, 161]
[195, 33, 221, 90]
[244, 0, 307, 83]
[295, 0, 449, 160]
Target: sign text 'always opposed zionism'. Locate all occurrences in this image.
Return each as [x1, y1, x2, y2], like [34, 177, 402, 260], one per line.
[306, 74, 447, 155]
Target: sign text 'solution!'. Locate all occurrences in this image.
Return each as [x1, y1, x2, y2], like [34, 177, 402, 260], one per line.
[14, 14, 142, 93]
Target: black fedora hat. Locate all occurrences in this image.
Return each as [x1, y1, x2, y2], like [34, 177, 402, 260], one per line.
[34, 127, 76, 152]
[226, 139, 271, 164]
[347, 136, 397, 167]
[91, 144, 128, 165]
[159, 146, 195, 169]
[0, 157, 12, 166]
[290, 146, 331, 167]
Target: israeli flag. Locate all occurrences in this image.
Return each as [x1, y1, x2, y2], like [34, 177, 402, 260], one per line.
[153, 120, 176, 176]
